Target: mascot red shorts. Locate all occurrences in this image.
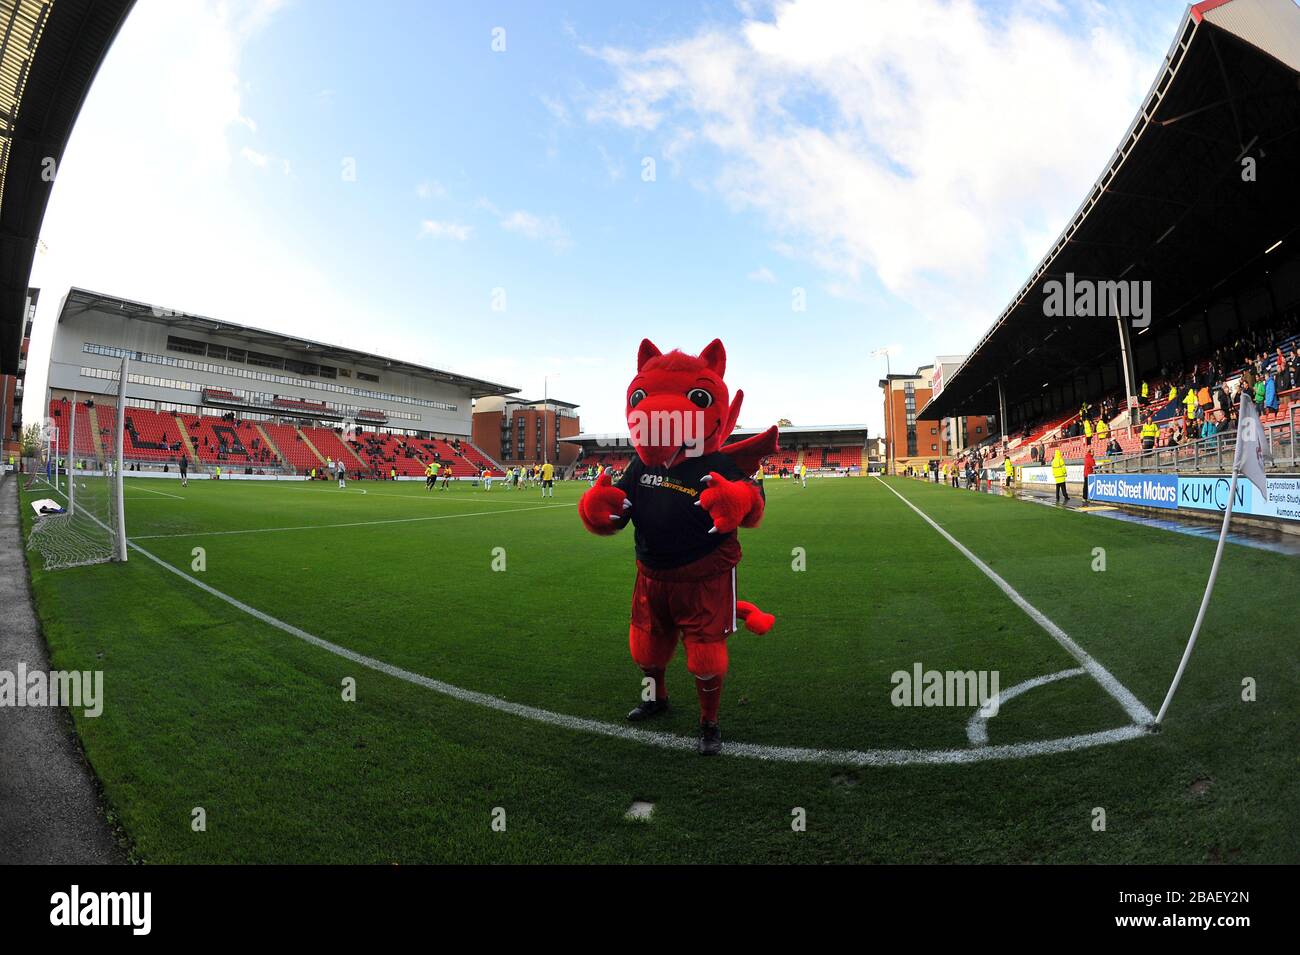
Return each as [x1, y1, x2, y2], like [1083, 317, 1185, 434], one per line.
[631, 566, 736, 642]
[628, 546, 738, 678]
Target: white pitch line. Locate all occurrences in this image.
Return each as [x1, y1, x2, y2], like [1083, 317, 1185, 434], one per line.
[966, 668, 1085, 746]
[282, 485, 549, 507]
[122, 483, 185, 500]
[874, 477, 1155, 726]
[129, 502, 574, 541]
[117, 532, 1150, 766]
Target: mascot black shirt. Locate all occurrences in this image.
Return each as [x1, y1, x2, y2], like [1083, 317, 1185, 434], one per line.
[615, 451, 759, 571]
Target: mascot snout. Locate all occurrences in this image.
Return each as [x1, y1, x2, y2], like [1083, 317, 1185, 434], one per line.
[627, 395, 708, 467]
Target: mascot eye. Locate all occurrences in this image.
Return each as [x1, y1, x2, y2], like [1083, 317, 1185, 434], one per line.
[687, 388, 713, 408]
[629, 389, 647, 408]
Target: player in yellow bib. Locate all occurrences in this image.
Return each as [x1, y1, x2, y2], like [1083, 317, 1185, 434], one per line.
[540, 461, 555, 498]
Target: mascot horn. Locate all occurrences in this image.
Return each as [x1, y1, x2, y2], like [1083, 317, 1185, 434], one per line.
[577, 337, 778, 755]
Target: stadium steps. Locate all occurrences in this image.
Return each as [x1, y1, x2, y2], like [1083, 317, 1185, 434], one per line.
[337, 435, 365, 468]
[294, 427, 328, 466]
[89, 407, 107, 469]
[173, 417, 201, 467]
[465, 441, 506, 476]
[254, 424, 290, 473]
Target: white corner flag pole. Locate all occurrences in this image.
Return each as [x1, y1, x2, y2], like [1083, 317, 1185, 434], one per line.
[1154, 463, 1237, 725]
[1154, 384, 1271, 726]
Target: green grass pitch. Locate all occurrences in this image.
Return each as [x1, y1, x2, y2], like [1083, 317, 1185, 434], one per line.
[18, 473, 1300, 863]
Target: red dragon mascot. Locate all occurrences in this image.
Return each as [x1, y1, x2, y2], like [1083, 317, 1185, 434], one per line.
[578, 338, 778, 755]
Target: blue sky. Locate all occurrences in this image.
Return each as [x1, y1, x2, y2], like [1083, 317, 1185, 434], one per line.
[25, 0, 1190, 435]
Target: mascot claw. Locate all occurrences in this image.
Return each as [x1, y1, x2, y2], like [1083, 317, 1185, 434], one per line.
[697, 470, 757, 535]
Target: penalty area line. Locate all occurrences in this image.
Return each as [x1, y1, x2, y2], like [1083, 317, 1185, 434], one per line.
[129, 502, 574, 540]
[873, 477, 1154, 727]
[120, 534, 1150, 766]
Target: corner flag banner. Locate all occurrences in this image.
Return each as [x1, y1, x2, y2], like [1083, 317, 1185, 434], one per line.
[1235, 391, 1270, 501]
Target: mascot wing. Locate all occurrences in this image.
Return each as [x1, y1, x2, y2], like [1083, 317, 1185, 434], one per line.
[720, 425, 779, 476]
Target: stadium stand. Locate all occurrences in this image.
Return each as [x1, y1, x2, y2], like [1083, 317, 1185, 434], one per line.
[261, 422, 319, 472]
[122, 407, 182, 464]
[458, 441, 506, 476]
[306, 427, 365, 470]
[45, 400, 104, 464]
[345, 431, 502, 478]
[921, 0, 1300, 484]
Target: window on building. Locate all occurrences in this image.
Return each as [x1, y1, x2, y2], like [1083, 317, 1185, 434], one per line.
[166, 335, 206, 356]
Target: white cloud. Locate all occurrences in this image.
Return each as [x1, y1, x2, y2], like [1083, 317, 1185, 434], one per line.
[499, 210, 571, 251]
[22, 0, 400, 425]
[596, 143, 624, 182]
[415, 179, 447, 199]
[540, 93, 571, 124]
[240, 146, 291, 174]
[418, 219, 474, 241]
[747, 266, 777, 284]
[583, 0, 1163, 331]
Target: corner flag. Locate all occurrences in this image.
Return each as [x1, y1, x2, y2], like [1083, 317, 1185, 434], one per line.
[1234, 391, 1270, 501]
[1155, 385, 1273, 725]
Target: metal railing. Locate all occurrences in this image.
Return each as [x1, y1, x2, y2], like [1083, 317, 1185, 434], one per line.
[1100, 408, 1298, 474]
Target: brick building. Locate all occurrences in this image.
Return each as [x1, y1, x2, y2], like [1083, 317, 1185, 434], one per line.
[472, 396, 581, 470]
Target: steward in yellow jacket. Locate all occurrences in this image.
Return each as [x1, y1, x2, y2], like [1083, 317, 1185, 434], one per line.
[1141, 419, 1159, 451]
[1051, 449, 1070, 504]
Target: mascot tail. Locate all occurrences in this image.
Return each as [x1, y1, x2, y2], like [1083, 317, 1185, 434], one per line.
[735, 600, 775, 635]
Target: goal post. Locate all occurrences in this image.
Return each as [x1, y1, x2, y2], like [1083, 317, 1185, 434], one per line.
[113, 356, 129, 562]
[40, 420, 59, 491]
[26, 358, 129, 570]
[68, 390, 78, 516]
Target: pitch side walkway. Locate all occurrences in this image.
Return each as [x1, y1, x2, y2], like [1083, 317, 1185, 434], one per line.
[0, 474, 122, 863]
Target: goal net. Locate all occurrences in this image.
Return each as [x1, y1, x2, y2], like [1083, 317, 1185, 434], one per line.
[27, 358, 129, 570]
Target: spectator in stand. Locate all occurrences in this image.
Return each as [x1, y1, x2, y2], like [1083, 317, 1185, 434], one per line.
[1140, 415, 1159, 452]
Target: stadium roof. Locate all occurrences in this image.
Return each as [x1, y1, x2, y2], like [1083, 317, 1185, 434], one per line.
[921, 0, 1300, 422]
[504, 396, 581, 409]
[59, 287, 521, 398]
[0, 0, 135, 373]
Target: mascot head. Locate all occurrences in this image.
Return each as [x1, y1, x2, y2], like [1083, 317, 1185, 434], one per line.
[626, 338, 744, 468]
